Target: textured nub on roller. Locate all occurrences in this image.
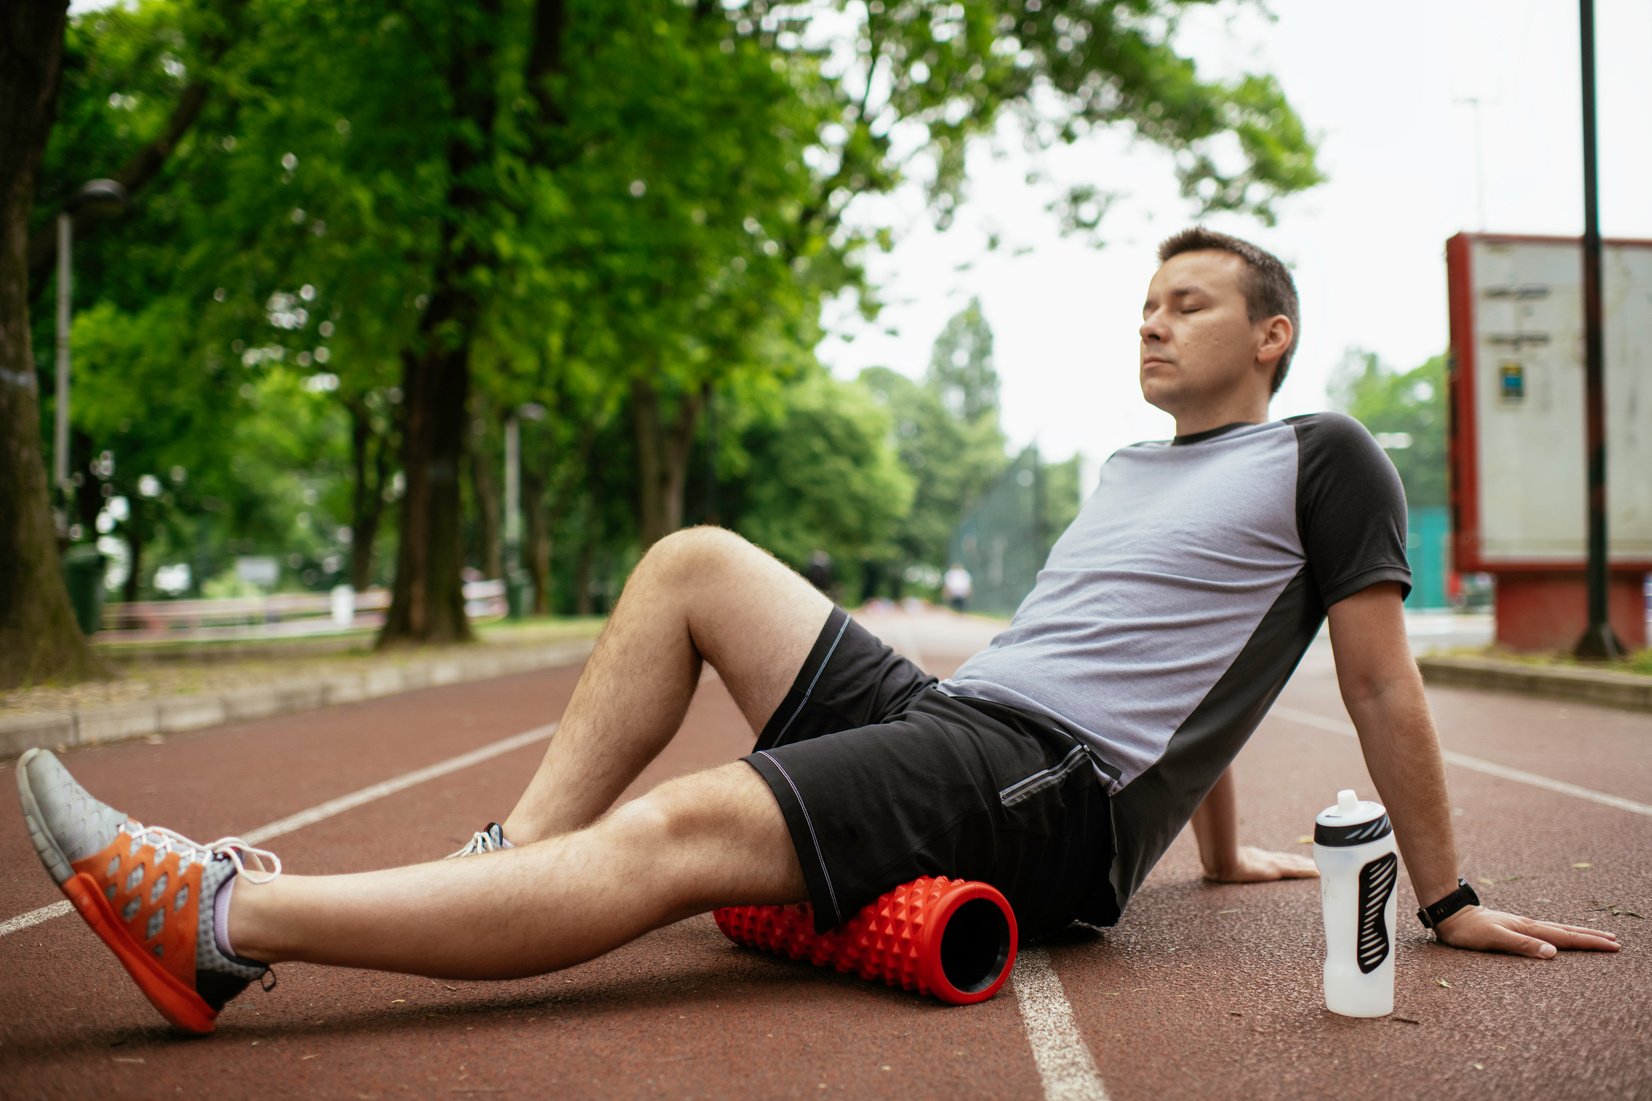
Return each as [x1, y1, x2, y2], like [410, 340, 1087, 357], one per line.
[713, 876, 1017, 1005]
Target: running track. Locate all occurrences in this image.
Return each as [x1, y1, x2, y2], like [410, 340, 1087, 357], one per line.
[0, 609, 1645, 1099]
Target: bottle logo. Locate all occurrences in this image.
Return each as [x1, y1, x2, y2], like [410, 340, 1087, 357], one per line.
[1356, 852, 1399, 973]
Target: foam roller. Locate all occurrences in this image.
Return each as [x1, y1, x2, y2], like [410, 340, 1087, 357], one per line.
[713, 876, 1017, 1005]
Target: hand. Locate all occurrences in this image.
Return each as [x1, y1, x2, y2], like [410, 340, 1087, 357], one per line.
[1202, 845, 1319, 884]
[1433, 906, 1622, 958]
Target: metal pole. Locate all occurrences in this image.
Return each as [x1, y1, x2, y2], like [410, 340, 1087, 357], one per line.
[1573, 0, 1622, 660]
[54, 212, 72, 498]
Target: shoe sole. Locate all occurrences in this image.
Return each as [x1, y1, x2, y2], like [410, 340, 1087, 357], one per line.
[16, 749, 219, 1035]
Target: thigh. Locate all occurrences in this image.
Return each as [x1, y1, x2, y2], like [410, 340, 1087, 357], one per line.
[635, 527, 836, 737]
[755, 606, 937, 751]
[744, 690, 1113, 938]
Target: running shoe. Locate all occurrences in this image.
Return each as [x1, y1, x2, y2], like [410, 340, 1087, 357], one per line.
[15, 747, 280, 1034]
[446, 821, 511, 858]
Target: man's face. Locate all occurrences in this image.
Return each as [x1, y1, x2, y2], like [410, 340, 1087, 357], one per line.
[1138, 249, 1271, 418]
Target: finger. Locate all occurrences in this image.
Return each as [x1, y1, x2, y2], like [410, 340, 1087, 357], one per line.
[1483, 925, 1558, 959]
[1277, 856, 1319, 879]
[1522, 921, 1621, 952]
[1538, 922, 1619, 942]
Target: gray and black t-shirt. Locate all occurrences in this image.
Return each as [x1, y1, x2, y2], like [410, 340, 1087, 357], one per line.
[939, 412, 1411, 922]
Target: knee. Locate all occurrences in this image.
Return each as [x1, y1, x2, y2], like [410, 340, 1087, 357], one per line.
[607, 775, 717, 850]
[598, 782, 719, 890]
[639, 526, 755, 588]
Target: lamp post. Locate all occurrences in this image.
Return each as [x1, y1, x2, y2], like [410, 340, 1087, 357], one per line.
[53, 178, 129, 527]
[1572, 0, 1622, 661]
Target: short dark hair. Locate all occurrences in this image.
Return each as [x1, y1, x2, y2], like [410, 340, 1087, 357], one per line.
[1157, 227, 1299, 395]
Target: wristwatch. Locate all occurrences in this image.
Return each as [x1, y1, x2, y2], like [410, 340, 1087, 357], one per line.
[1417, 877, 1480, 931]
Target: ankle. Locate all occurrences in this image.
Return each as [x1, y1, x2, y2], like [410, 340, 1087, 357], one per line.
[223, 876, 281, 964]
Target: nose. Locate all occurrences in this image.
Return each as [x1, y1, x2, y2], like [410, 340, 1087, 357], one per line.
[1140, 310, 1166, 344]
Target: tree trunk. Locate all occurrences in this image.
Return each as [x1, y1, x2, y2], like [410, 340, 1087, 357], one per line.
[121, 494, 145, 604]
[346, 395, 389, 591]
[632, 377, 703, 548]
[380, 337, 474, 646]
[377, 0, 505, 648]
[469, 411, 502, 581]
[522, 462, 551, 614]
[0, 0, 103, 689]
[573, 523, 596, 617]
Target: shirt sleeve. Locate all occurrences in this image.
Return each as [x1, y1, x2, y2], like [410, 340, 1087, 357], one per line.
[1291, 413, 1413, 609]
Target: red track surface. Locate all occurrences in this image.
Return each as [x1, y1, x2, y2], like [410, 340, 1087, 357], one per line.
[1, 609, 1646, 1099]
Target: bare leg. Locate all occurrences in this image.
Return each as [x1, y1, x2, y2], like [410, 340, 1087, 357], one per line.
[233, 763, 803, 978]
[501, 527, 832, 843]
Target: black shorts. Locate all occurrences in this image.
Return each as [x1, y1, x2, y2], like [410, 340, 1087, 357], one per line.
[743, 607, 1115, 938]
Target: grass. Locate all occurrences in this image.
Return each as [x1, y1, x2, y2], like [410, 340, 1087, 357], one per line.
[1435, 643, 1652, 678]
[0, 616, 606, 717]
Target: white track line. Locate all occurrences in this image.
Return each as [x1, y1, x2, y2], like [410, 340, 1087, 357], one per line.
[1270, 706, 1652, 818]
[1013, 948, 1110, 1101]
[0, 900, 71, 937]
[2, 723, 557, 938]
[875, 619, 1110, 1101]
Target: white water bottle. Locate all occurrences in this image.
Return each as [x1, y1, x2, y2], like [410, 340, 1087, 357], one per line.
[1313, 789, 1399, 1017]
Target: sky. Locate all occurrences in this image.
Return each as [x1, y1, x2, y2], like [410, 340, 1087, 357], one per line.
[813, 0, 1652, 468]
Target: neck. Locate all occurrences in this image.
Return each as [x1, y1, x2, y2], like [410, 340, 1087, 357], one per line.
[1173, 397, 1270, 437]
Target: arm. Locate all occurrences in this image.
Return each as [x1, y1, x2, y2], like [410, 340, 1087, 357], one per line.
[1326, 582, 1619, 957]
[1192, 766, 1317, 883]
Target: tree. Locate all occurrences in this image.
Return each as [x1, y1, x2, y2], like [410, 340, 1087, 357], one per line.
[927, 297, 1000, 424]
[0, 0, 102, 688]
[717, 367, 915, 570]
[1329, 349, 1447, 508]
[860, 357, 1008, 593]
[5, 0, 1326, 683]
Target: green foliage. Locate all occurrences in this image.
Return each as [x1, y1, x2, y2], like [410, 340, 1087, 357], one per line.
[22, 0, 1323, 621]
[1328, 349, 1448, 508]
[927, 297, 1001, 423]
[720, 367, 915, 569]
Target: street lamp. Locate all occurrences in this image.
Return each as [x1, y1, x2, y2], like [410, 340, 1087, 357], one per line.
[54, 178, 129, 521]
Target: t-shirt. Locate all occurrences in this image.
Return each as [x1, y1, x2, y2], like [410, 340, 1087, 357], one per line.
[938, 413, 1411, 923]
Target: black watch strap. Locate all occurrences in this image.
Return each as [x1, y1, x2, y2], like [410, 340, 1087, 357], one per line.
[1416, 877, 1480, 930]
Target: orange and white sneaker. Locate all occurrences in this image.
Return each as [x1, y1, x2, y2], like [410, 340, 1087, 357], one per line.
[15, 747, 281, 1034]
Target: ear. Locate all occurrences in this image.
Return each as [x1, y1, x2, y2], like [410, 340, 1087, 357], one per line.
[1255, 315, 1293, 370]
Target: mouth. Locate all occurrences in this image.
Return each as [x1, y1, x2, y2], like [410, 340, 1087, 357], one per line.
[1141, 356, 1173, 370]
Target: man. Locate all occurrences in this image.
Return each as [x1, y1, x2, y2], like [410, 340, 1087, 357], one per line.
[15, 229, 1618, 1035]
[942, 562, 973, 612]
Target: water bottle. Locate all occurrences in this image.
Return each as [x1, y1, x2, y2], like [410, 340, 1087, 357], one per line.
[1313, 789, 1399, 1017]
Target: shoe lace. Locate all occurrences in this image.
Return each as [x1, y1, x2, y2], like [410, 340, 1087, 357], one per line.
[122, 820, 282, 884]
[448, 823, 505, 858]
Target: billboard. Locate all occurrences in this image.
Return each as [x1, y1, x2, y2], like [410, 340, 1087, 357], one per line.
[1446, 233, 1652, 573]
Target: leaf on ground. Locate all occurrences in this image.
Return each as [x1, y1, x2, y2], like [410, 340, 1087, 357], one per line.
[1572, 862, 1593, 869]
[1436, 978, 1452, 988]
[1392, 1016, 1421, 1025]
[1296, 835, 1313, 845]
[1588, 903, 1644, 919]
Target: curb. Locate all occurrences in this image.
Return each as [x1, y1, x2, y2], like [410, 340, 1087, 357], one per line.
[1417, 654, 1652, 713]
[0, 640, 597, 760]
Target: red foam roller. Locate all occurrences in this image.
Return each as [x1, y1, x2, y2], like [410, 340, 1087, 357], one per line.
[713, 876, 1017, 1005]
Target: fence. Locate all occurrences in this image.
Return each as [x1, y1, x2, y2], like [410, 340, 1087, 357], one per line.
[95, 580, 508, 644]
[947, 446, 1050, 618]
